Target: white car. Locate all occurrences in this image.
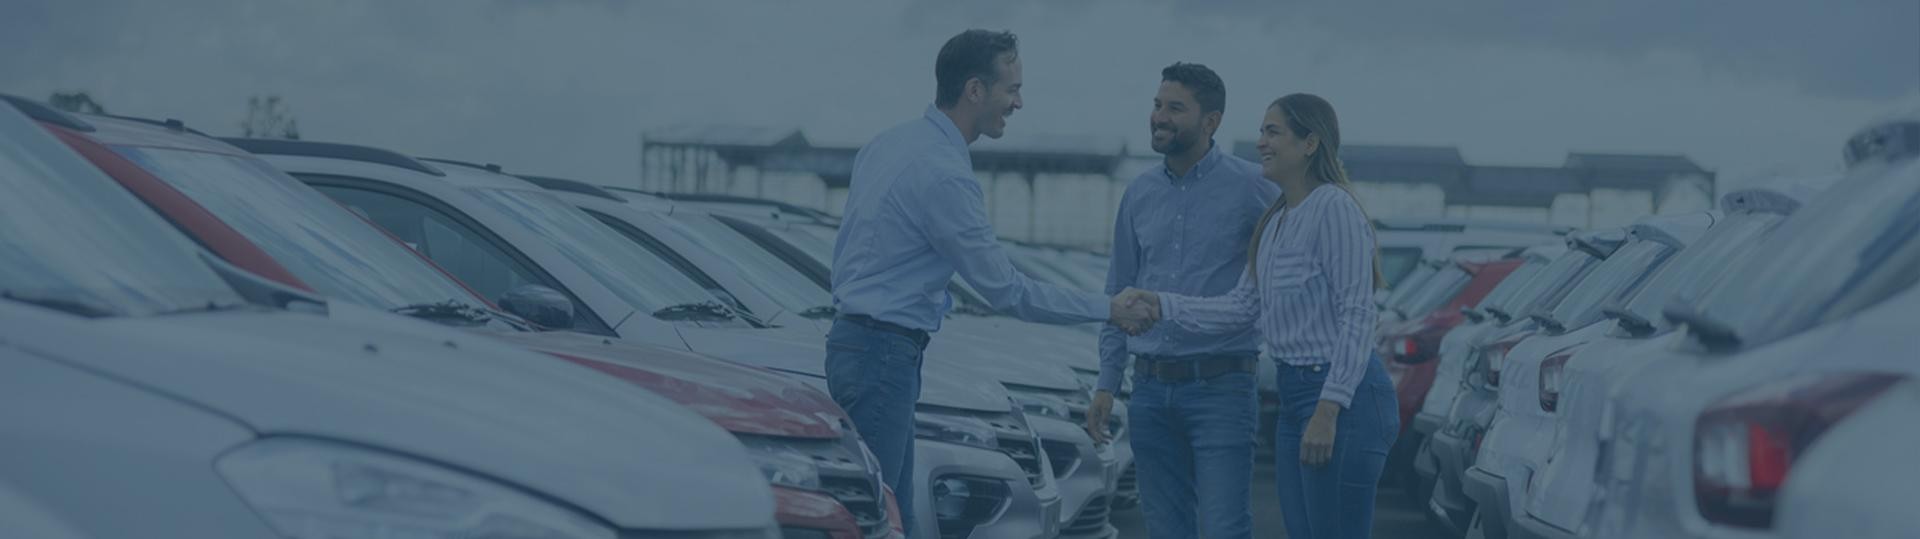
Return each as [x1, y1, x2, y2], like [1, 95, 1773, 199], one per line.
[1468, 212, 1714, 539]
[0, 96, 776, 538]
[1590, 138, 1920, 538]
[1776, 378, 1920, 539]
[1514, 180, 1831, 539]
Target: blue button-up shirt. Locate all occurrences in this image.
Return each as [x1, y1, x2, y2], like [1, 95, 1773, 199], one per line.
[1097, 143, 1280, 392]
[832, 105, 1110, 332]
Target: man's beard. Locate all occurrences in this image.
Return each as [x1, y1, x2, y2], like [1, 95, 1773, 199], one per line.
[1153, 126, 1198, 155]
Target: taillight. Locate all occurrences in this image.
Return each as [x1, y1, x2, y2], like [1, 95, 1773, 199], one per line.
[1400, 338, 1419, 358]
[1478, 340, 1520, 387]
[1538, 351, 1575, 412]
[1693, 372, 1905, 529]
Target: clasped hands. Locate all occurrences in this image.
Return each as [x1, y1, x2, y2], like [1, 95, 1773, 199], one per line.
[1108, 287, 1161, 335]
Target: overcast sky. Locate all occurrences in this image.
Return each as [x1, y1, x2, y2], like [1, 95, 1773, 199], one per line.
[7, 0, 1916, 191]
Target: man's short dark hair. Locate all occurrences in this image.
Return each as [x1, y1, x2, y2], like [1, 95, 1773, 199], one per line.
[1161, 62, 1226, 115]
[936, 30, 1019, 108]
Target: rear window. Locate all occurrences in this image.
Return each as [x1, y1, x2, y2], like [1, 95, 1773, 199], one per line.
[1379, 247, 1424, 289]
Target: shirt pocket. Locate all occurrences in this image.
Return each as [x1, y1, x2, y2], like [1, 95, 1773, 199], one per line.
[1262, 250, 1314, 293]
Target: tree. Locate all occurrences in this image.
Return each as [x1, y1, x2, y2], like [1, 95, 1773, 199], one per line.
[47, 91, 107, 114]
[240, 95, 301, 139]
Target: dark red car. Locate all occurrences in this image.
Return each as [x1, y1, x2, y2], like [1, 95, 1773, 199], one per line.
[1379, 257, 1523, 489]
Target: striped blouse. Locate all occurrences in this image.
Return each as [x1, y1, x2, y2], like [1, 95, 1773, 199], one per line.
[1160, 184, 1378, 408]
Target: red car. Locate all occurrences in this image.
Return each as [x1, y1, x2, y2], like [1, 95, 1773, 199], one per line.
[41, 109, 901, 539]
[1379, 257, 1523, 489]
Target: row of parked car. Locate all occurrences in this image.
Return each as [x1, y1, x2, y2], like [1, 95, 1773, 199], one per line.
[1365, 113, 1920, 539]
[0, 95, 1141, 539]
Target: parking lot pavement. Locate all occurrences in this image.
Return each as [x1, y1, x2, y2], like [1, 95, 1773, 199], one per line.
[1112, 458, 1442, 539]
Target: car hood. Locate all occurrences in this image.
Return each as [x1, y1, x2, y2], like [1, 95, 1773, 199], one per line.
[5, 302, 773, 531]
[487, 330, 846, 439]
[926, 333, 1083, 392]
[677, 325, 1015, 413]
[940, 316, 1100, 380]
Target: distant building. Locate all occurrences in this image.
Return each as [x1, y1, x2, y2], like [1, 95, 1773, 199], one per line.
[638, 127, 1714, 251]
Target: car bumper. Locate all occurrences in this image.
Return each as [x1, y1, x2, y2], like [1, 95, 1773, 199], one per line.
[910, 439, 1061, 539]
[1031, 417, 1118, 539]
[774, 486, 865, 539]
[1413, 411, 1446, 437]
[1515, 513, 1581, 539]
[1463, 466, 1514, 538]
[1427, 429, 1477, 521]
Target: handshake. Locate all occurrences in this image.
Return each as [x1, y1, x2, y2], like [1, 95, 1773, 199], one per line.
[1108, 288, 1161, 336]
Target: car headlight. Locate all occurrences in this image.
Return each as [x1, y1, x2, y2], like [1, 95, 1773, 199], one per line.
[217, 438, 616, 539]
[915, 411, 999, 451]
[737, 436, 823, 491]
[1010, 392, 1073, 422]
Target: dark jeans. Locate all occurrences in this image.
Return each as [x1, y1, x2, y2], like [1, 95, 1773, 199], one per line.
[1273, 354, 1399, 539]
[1127, 356, 1259, 539]
[824, 318, 928, 535]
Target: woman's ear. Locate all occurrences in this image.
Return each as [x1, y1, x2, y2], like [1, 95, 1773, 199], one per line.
[1303, 133, 1321, 158]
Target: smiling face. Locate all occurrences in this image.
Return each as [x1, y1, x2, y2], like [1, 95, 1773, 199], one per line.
[973, 53, 1023, 140]
[1256, 104, 1318, 180]
[1150, 80, 1210, 155]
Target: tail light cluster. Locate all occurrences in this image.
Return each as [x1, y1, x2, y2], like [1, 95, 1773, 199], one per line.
[1537, 347, 1584, 412]
[1692, 372, 1905, 529]
[1476, 338, 1524, 387]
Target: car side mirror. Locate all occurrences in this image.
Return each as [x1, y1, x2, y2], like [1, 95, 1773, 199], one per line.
[498, 284, 573, 329]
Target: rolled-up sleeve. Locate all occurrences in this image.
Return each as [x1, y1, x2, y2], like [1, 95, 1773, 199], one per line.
[1310, 195, 1378, 408]
[1159, 269, 1260, 335]
[918, 175, 1110, 325]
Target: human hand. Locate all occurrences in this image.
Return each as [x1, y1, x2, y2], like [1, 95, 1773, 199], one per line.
[1301, 400, 1341, 467]
[1109, 288, 1161, 335]
[1085, 390, 1115, 444]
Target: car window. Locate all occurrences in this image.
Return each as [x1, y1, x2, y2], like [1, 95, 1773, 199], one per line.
[1383, 263, 1439, 308]
[1397, 266, 1469, 317]
[1478, 259, 1544, 313]
[314, 185, 541, 305]
[462, 188, 739, 325]
[116, 148, 481, 311]
[1697, 161, 1920, 346]
[0, 113, 242, 317]
[1544, 240, 1674, 330]
[653, 212, 833, 314]
[1618, 213, 1783, 331]
[1500, 250, 1599, 321]
[1379, 246, 1424, 289]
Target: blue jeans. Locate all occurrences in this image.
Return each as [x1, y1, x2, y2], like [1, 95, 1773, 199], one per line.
[1127, 360, 1258, 539]
[1273, 354, 1399, 539]
[825, 319, 927, 535]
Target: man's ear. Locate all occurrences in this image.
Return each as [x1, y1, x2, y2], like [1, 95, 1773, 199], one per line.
[1202, 110, 1223, 136]
[965, 77, 986, 105]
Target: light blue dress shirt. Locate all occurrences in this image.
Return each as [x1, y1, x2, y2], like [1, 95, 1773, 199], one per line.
[832, 105, 1110, 332]
[1097, 143, 1281, 392]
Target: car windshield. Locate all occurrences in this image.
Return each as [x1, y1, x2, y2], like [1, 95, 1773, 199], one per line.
[1543, 240, 1674, 331]
[1617, 213, 1784, 331]
[1695, 161, 1920, 346]
[1477, 259, 1544, 314]
[464, 187, 720, 316]
[0, 113, 245, 317]
[1384, 263, 1439, 308]
[114, 147, 483, 311]
[656, 212, 833, 314]
[1500, 250, 1600, 321]
[1400, 265, 1471, 317]
[1379, 246, 1424, 289]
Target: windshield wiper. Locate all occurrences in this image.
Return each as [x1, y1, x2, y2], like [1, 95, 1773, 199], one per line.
[390, 301, 493, 326]
[154, 301, 251, 317]
[651, 301, 738, 322]
[0, 290, 120, 318]
[1664, 305, 1741, 353]
[799, 305, 838, 320]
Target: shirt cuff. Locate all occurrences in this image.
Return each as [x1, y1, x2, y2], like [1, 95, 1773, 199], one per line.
[1157, 293, 1184, 325]
[1317, 383, 1355, 409]
[1096, 368, 1124, 394]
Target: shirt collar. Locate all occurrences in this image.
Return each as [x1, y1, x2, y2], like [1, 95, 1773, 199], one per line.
[1162, 139, 1224, 183]
[924, 104, 969, 150]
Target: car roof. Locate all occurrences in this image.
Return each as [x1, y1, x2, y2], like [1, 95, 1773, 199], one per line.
[1627, 211, 1718, 248]
[79, 115, 247, 156]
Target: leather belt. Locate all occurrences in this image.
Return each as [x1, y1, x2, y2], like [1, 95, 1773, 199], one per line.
[1134, 354, 1257, 383]
[838, 314, 931, 348]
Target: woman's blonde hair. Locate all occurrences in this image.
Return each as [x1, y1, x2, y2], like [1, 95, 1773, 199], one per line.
[1248, 93, 1385, 288]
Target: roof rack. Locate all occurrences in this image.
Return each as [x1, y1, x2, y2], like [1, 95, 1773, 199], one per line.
[419, 157, 503, 174]
[2, 94, 94, 131]
[517, 175, 626, 202]
[220, 138, 443, 176]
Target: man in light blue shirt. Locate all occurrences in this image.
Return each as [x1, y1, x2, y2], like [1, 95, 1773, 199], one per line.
[827, 29, 1150, 534]
[1084, 63, 1280, 539]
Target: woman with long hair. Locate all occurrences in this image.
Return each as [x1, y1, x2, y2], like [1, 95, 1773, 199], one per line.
[1122, 93, 1398, 538]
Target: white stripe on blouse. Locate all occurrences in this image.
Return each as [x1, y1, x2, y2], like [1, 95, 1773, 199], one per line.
[1159, 184, 1378, 408]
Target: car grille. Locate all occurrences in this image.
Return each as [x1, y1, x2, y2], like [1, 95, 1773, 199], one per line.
[997, 435, 1046, 487]
[821, 475, 887, 538]
[1116, 463, 1137, 494]
[776, 434, 889, 539]
[1041, 439, 1081, 479]
[1063, 495, 1112, 535]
